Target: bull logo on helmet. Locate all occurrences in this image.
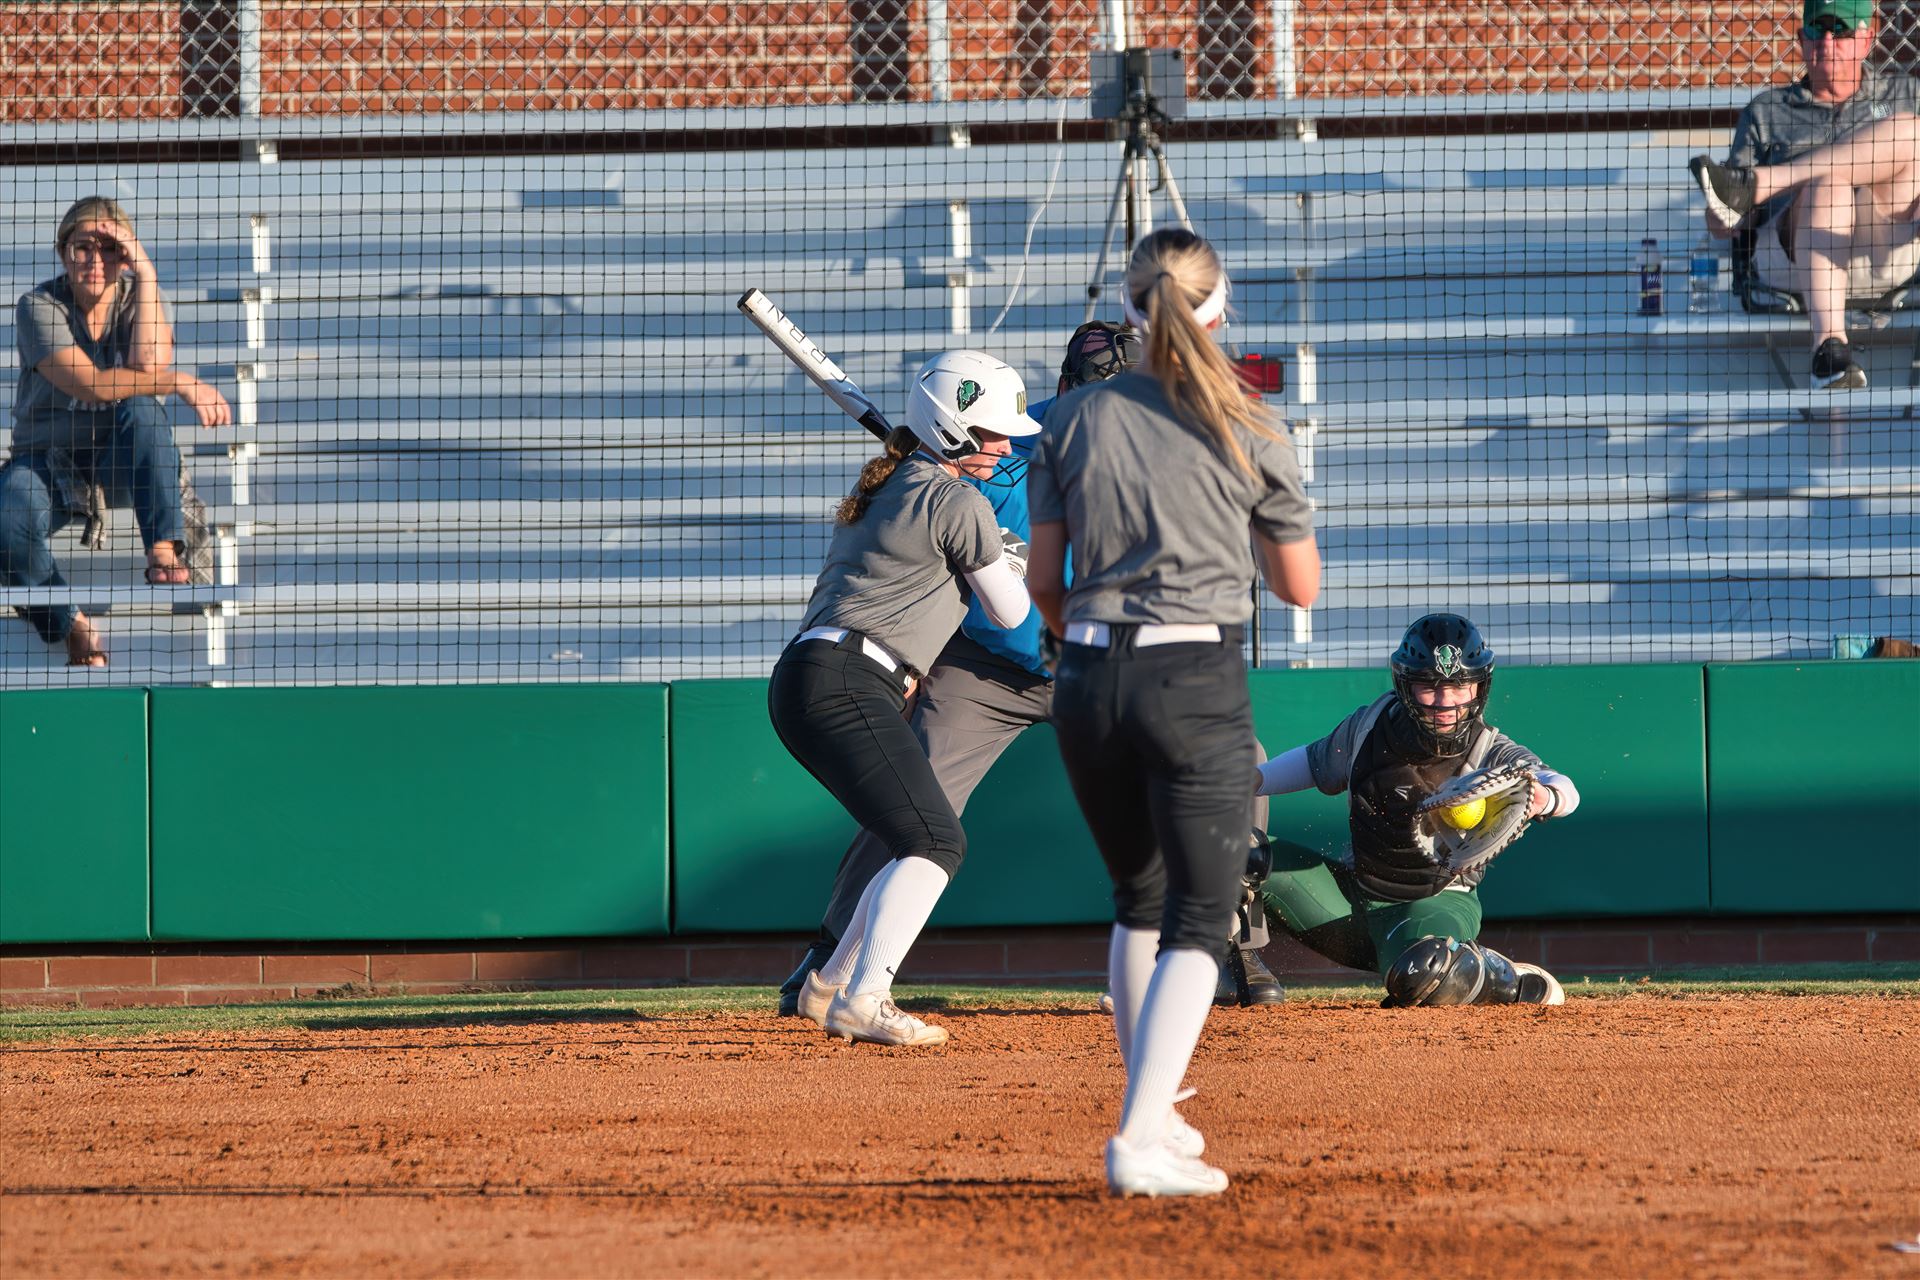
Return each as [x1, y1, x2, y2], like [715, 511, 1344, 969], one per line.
[956, 379, 983, 411]
[1434, 644, 1463, 678]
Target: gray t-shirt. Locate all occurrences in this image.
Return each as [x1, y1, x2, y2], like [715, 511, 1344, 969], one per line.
[1728, 64, 1920, 229]
[798, 453, 1001, 674]
[12, 275, 173, 451]
[1025, 371, 1313, 625]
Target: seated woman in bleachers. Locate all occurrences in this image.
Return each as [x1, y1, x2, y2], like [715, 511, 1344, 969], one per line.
[1, 196, 232, 667]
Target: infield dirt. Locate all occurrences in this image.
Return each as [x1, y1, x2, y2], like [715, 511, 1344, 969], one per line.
[3, 993, 1917, 1277]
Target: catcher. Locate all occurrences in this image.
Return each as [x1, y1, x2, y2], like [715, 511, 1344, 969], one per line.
[1251, 613, 1580, 1006]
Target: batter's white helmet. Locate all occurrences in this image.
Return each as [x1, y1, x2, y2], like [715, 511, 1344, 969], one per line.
[905, 350, 1038, 460]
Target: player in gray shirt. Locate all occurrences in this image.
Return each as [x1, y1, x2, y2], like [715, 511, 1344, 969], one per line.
[1689, 0, 1919, 388]
[1026, 228, 1320, 1199]
[3, 196, 232, 667]
[768, 349, 1033, 1048]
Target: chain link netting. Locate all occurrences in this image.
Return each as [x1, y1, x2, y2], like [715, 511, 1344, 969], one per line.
[2, 3, 1916, 684]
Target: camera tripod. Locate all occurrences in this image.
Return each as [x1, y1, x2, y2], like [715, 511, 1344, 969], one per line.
[1084, 82, 1198, 325]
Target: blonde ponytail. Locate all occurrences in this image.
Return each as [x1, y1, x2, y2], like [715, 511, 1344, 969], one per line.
[1125, 229, 1280, 477]
[836, 426, 920, 524]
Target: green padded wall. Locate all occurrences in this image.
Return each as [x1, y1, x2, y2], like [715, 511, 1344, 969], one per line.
[148, 685, 669, 941]
[669, 680, 1112, 934]
[1250, 665, 1710, 919]
[1707, 661, 1920, 913]
[0, 690, 150, 944]
[1478, 665, 1708, 918]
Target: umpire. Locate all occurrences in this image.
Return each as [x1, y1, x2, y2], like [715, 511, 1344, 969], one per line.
[1027, 228, 1320, 1198]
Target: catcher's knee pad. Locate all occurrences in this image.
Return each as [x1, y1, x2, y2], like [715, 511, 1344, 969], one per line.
[1382, 935, 1522, 1007]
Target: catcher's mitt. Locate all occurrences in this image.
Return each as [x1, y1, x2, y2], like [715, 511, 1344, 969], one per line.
[1414, 764, 1536, 877]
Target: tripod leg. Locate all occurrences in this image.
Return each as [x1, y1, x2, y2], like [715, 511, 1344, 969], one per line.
[1084, 152, 1135, 324]
[1151, 143, 1197, 236]
[1128, 145, 1152, 245]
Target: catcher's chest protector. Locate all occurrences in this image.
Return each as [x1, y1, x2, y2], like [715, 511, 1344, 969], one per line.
[1344, 697, 1494, 899]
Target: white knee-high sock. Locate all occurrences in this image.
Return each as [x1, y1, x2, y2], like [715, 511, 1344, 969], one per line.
[1117, 948, 1219, 1147]
[817, 864, 888, 989]
[844, 856, 951, 999]
[1108, 925, 1161, 1071]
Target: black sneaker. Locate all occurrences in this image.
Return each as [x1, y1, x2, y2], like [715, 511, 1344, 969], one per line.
[1216, 946, 1287, 1006]
[1237, 947, 1287, 1006]
[1689, 155, 1756, 224]
[1214, 953, 1239, 1006]
[1811, 337, 1868, 390]
[776, 938, 837, 1017]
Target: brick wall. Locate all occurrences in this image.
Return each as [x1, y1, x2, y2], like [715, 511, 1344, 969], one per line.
[0, 3, 181, 122]
[256, 2, 862, 114]
[1296, 0, 1804, 97]
[10, 1, 1914, 123]
[4, 917, 1915, 1009]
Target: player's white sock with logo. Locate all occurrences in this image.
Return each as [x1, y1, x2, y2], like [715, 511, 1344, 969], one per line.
[817, 863, 887, 990]
[1116, 948, 1218, 1148]
[1108, 925, 1160, 1070]
[844, 856, 950, 999]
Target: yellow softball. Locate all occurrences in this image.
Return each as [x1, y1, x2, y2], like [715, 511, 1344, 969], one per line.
[1442, 796, 1486, 830]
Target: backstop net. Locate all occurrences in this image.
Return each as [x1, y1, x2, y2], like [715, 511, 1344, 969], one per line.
[1, 1, 1915, 685]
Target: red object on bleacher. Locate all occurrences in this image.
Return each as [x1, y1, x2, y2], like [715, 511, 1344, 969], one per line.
[1232, 352, 1283, 397]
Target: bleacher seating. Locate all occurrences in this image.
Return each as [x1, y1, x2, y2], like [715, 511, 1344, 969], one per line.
[2, 111, 1916, 685]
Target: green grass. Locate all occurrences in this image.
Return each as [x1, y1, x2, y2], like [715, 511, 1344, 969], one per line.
[3, 966, 1918, 1044]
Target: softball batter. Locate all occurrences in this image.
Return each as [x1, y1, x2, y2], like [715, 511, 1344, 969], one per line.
[777, 321, 1139, 1021]
[768, 349, 1035, 1047]
[1255, 614, 1580, 1004]
[1026, 228, 1321, 1198]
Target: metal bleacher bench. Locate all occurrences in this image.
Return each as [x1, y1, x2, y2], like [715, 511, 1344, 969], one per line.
[10, 91, 1911, 683]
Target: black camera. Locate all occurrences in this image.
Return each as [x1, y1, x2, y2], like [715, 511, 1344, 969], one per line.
[1088, 48, 1186, 122]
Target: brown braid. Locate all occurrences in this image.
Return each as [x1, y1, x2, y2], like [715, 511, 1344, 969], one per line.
[835, 426, 921, 525]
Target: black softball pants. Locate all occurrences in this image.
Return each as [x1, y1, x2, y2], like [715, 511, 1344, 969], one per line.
[767, 635, 968, 876]
[1049, 630, 1257, 959]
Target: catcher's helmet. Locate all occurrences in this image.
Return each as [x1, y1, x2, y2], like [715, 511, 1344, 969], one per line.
[1390, 613, 1494, 754]
[1058, 321, 1140, 392]
[905, 350, 1037, 461]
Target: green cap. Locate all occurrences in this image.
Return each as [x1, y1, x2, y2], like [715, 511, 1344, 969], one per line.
[1803, 0, 1876, 31]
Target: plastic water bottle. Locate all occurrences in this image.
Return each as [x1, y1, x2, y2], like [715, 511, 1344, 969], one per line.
[1638, 237, 1664, 315]
[1688, 237, 1724, 313]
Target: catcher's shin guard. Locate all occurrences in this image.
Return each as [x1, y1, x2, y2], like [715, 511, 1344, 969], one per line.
[1382, 935, 1524, 1007]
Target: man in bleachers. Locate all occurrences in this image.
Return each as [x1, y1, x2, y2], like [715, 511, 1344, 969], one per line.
[1688, 0, 1918, 389]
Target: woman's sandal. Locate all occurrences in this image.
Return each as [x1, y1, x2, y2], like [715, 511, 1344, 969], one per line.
[66, 619, 108, 668]
[144, 558, 190, 586]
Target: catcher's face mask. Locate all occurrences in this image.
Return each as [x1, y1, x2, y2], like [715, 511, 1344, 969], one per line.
[1390, 612, 1495, 755]
[1395, 677, 1489, 753]
[1058, 321, 1141, 392]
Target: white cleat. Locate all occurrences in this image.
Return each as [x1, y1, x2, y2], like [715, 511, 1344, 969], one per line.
[1513, 962, 1566, 1006]
[796, 970, 842, 1027]
[1106, 1134, 1229, 1198]
[1167, 1087, 1204, 1159]
[823, 988, 950, 1047]
[1167, 1111, 1205, 1160]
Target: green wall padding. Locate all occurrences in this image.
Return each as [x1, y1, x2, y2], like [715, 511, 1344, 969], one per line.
[1707, 661, 1920, 913]
[1251, 665, 1711, 919]
[147, 685, 669, 941]
[669, 679, 1112, 934]
[0, 690, 150, 944]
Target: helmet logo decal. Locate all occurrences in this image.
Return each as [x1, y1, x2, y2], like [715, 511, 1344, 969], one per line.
[1434, 644, 1463, 678]
[956, 379, 983, 411]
